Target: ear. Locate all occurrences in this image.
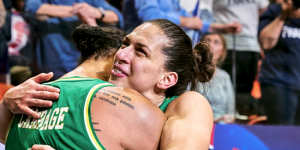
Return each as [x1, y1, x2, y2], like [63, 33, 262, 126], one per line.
[157, 72, 178, 90]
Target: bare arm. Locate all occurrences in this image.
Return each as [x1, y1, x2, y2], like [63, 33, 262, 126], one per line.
[259, 16, 285, 50]
[0, 101, 12, 144]
[22, 86, 165, 150]
[210, 22, 242, 34]
[180, 17, 203, 30]
[72, 3, 119, 26]
[101, 10, 119, 24]
[36, 4, 74, 18]
[160, 91, 213, 150]
[91, 86, 165, 150]
[259, 1, 292, 50]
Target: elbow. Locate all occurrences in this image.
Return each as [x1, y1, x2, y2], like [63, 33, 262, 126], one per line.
[259, 36, 277, 50]
[110, 14, 119, 23]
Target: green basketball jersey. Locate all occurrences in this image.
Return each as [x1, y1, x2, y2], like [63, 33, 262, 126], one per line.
[6, 76, 113, 150]
[160, 96, 178, 112]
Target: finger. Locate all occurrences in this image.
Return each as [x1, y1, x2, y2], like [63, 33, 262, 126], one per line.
[22, 106, 40, 119]
[32, 144, 55, 150]
[32, 72, 54, 83]
[27, 99, 53, 108]
[36, 84, 60, 93]
[32, 91, 60, 100]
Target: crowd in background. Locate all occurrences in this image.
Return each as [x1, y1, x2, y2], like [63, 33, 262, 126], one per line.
[0, 0, 300, 126]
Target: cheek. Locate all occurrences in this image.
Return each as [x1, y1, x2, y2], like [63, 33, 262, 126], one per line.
[214, 46, 224, 58]
[134, 62, 157, 77]
[133, 60, 161, 83]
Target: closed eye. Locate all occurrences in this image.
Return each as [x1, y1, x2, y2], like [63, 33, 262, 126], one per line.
[135, 47, 147, 57]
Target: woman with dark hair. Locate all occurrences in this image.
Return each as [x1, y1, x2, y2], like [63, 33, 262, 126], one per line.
[3, 24, 167, 150]
[2, 19, 215, 149]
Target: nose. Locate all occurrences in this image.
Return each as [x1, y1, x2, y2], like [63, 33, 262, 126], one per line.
[115, 46, 133, 64]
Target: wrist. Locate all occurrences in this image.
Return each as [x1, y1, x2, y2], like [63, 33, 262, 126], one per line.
[180, 17, 188, 27]
[96, 7, 106, 23]
[0, 100, 12, 116]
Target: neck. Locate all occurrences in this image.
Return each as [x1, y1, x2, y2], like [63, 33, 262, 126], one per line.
[63, 57, 113, 80]
[141, 90, 166, 107]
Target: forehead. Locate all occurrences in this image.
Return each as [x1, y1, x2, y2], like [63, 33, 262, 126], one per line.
[127, 23, 169, 48]
[205, 34, 222, 40]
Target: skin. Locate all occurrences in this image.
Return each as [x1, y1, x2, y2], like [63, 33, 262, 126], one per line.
[72, 3, 119, 26]
[0, 0, 6, 28]
[161, 92, 213, 149]
[203, 34, 224, 65]
[202, 34, 235, 124]
[36, 2, 118, 26]
[210, 22, 242, 34]
[109, 22, 213, 150]
[2, 52, 166, 149]
[89, 86, 165, 150]
[260, 0, 300, 50]
[180, 16, 203, 30]
[110, 23, 177, 106]
[2, 22, 213, 150]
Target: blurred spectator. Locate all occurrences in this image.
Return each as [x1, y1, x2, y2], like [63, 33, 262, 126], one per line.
[7, 0, 32, 85]
[179, 0, 241, 44]
[213, 0, 269, 115]
[0, 0, 8, 83]
[122, 0, 203, 33]
[198, 33, 235, 124]
[24, 0, 123, 79]
[0, 0, 5, 27]
[258, 0, 300, 125]
[0, 0, 45, 85]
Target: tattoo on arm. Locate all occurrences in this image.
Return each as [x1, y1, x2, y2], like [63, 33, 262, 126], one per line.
[95, 89, 135, 110]
[91, 120, 102, 132]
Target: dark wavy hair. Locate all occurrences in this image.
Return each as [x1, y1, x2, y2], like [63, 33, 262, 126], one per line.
[147, 19, 215, 97]
[72, 24, 125, 63]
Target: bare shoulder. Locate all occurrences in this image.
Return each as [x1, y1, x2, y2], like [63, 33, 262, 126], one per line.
[97, 86, 165, 118]
[91, 86, 165, 149]
[165, 91, 212, 118]
[160, 91, 213, 150]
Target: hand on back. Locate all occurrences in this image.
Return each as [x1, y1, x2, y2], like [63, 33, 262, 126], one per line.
[3, 72, 60, 119]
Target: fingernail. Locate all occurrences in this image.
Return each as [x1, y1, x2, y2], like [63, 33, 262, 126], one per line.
[35, 115, 40, 119]
[55, 93, 60, 98]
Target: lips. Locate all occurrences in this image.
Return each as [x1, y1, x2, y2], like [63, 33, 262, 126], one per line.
[111, 64, 128, 78]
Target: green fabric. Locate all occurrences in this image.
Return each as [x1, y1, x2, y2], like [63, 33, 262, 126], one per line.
[6, 76, 113, 150]
[159, 96, 178, 112]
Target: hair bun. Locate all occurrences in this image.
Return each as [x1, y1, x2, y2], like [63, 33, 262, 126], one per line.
[192, 42, 215, 83]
